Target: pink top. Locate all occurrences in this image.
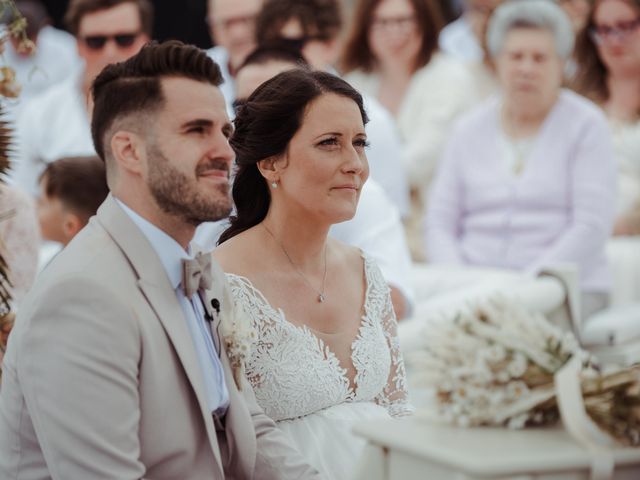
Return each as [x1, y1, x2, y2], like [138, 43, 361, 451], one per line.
[426, 90, 616, 292]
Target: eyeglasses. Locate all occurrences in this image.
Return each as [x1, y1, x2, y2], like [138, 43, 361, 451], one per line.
[371, 15, 416, 33]
[589, 18, 640, 44]
[81, 32, 141, 50]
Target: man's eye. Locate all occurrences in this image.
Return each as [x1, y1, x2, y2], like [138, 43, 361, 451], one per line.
[188, 127, 205, 134]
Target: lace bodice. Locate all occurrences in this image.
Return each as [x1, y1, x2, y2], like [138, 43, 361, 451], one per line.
[226, 254, 412, 421]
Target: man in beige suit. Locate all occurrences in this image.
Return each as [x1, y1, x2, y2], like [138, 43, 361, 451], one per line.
[0, 41, 321, 479]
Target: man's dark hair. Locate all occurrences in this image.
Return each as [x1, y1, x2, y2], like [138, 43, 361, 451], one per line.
[255, 0, 342, 45]
[64, 0, 154, 37]
[91, 40, 223, 163]
[238, 42, 310, 73]
[39, 156, 109, 222]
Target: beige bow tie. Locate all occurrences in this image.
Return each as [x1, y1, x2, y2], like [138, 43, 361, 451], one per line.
[181, 251, 213, 298]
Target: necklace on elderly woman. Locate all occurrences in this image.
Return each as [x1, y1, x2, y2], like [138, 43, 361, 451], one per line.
[262, 223, 328, 303]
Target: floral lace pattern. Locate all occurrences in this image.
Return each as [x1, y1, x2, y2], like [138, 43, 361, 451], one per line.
[227, 253, 413, 421]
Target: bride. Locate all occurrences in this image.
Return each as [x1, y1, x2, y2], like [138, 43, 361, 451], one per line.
[213, 68, 412, 479]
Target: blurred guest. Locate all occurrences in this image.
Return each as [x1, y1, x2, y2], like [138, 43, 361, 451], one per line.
[37, 156, 108, 247]
[0, 183, 40, 306]
[573, 0, 640, 235]
[3, 0, 81, 119]
[196, 44, 415, 319]
[255, 0, 411, 218]
[439, 0, 503, 61]
[559, 0, 592, 34]
[206, 0, 262, 115]
[341, 0, 475, 260]
[426, 0, 616, 318]
[10, 0, 152, 196]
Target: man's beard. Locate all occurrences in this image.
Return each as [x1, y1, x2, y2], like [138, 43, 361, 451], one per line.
[147, 144, 232, 226]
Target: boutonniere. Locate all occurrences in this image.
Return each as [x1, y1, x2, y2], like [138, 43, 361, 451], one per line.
[219, 301, 256, 390]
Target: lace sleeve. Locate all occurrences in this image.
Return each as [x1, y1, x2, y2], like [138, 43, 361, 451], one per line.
[368, 257, 414, 418]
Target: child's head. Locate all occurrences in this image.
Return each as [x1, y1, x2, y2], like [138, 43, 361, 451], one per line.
[37, 156, 109, 245]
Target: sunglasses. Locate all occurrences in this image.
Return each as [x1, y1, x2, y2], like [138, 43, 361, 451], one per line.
[81, 32, 141, 50]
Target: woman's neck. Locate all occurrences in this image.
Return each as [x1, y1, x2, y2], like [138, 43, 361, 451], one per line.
[260, 209, 330, 269]
[606, 74, 640, 123]
[502, 97, 555, 138]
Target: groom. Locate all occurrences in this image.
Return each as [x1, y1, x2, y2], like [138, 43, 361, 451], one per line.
[0, 41, 320, 479]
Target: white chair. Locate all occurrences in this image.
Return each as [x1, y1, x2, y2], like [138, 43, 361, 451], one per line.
[542, 264, 640, 366]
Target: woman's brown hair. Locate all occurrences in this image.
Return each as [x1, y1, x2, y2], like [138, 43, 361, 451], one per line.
[340, 0, 445, 74]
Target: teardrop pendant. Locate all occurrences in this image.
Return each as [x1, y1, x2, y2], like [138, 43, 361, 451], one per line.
[318, 293, 325, 303]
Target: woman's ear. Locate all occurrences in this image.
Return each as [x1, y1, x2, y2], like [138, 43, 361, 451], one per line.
[257, 155, 283, 184]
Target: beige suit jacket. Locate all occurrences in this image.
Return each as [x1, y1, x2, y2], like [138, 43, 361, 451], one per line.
[0, 196, 320, 480]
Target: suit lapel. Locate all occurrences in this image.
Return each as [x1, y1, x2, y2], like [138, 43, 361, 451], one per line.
[203, 260, 257, 478]
[95, 196, 224, 473]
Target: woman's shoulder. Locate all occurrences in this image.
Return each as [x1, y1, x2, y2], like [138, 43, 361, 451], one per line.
[328, 237, 364, 268]
[557, 89, 608, 124]
[410, 52, 474, 89]
[212, 227, 263, 277]
[342, 69, 379, 96]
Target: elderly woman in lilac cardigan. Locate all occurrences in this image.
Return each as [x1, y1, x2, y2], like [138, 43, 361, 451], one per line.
[425, 0, 616, 318]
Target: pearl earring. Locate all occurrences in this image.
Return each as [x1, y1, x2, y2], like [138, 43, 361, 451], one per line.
[271, 181, 278, 189]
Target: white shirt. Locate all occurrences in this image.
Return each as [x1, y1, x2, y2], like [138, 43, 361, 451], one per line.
[4, 26, 81, 121]
[116, 199, 230, 415]
[9, 71, 95, 195]
[363, 95, 411, 218]
[206, 46, 236, 118]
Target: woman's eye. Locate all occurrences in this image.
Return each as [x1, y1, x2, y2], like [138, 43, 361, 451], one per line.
[354, 139, 370, 149]
[318, 137, 339, 146]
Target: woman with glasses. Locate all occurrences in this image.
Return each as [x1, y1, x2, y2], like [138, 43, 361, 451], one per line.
[426, 0, 617, 320]
[573, 0, 640, 235]
[341, 0, 476, 260]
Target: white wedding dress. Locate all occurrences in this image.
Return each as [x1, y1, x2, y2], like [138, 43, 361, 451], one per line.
[226, 253, 413, 479]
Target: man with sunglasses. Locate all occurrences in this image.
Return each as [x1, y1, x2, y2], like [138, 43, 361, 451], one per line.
[11, 0, 152, 197]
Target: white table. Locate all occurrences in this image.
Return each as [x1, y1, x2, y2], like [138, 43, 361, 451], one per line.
[352, 418, 640, 480]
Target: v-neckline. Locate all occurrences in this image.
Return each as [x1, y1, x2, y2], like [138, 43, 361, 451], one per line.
[226, 254, 374, 397]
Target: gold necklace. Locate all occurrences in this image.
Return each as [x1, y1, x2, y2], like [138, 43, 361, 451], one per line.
[262, 223, 328, 303]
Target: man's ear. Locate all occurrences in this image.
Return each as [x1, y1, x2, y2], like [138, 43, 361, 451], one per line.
[110, 130, 145, 176]
[62, 212, 85, 244]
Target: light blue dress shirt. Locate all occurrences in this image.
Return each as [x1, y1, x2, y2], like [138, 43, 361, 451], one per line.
[116, 199, 229, 415]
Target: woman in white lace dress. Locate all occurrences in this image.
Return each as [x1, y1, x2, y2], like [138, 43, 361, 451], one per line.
[214, 69, 413, 479]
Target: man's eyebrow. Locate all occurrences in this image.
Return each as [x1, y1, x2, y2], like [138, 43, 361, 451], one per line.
[181, 119, 213, 130]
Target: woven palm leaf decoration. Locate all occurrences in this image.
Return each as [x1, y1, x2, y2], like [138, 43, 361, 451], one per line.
[0, 0, 34, 362]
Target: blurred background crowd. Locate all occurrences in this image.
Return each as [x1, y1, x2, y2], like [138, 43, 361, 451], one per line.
[0, 0, 639, 329]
